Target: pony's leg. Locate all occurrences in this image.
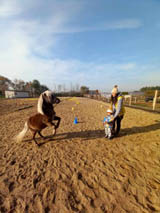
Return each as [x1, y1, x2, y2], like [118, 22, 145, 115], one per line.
[38, 131, 45, 139]
[32, 131, 40, 146]
[52, 126, 56, 136]
[50, 122, 56, 136]
[46, 121, 56, 135]
[53, 116, 61, 129]
[42, 120, 56, 136]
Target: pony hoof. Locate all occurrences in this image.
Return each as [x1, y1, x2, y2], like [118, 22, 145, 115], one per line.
[53, 128, 56, 136]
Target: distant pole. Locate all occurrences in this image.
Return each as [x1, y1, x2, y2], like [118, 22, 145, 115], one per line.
[153, 90, 158, 110]
[129, 96, 132, 106]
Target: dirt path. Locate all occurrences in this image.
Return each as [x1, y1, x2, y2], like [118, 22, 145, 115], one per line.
[0, 98, 160, 213]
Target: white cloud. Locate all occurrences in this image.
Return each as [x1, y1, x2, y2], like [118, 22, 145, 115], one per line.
[115, 63, 136, 71]
[0, 0, 21, 17]
[107, 19, 142, 30]
[48, 19, 142, 34]
[0, 49, 138, 90]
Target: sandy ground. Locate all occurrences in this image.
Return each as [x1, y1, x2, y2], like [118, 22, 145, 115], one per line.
[0, 97, 160, 213]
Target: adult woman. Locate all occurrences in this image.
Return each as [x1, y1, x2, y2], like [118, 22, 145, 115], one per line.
[110, 85, 125, 137]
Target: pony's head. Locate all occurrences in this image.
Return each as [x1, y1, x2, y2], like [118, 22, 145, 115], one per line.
[42, 90, 60, 104]
[38, 90, 60, 114]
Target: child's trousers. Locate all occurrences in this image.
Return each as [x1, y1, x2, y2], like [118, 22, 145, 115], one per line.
[105, 126, 112, 138]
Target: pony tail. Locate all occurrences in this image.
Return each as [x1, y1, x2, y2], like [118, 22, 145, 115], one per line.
[37, 94, 44, 115]
[16, 122, 29, 142]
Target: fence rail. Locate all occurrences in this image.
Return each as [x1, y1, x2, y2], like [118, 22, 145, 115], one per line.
[85, 90, 160, 113]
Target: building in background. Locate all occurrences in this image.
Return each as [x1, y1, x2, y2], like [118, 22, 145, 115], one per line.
[5, 90, 30, 98]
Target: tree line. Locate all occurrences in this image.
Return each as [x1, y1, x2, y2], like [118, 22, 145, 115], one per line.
[0, 75, 90, 97]
[140, 86, 160, 97]
[140, 86, 160, 92]
[0, 75, 48, 97]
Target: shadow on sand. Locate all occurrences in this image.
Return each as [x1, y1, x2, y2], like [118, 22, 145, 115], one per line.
[23, 120, 160, 146]
[34, 120, 160, 146]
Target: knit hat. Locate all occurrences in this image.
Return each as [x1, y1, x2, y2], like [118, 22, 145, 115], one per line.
[107, 109, 112, 113]
[111, 85, 118, 94]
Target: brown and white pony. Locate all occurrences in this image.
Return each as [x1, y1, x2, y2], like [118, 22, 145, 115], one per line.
[16, 90, 61, 146]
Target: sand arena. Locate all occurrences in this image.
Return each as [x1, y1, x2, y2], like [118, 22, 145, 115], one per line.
[0, 97, 160, 213]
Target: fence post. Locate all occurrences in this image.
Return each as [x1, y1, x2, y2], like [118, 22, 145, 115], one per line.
[129, 96, 132, 106]
[153, 90, 158, 110]
[134, 97, 137, 104]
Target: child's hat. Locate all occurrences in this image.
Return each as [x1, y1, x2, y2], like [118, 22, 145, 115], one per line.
[107, 109, 112, 113]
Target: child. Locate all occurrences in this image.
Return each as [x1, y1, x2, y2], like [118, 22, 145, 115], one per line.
[103, 109, 114, 139]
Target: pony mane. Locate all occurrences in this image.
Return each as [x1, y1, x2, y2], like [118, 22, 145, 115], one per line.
[37, 90, 53, 115]
[37, 93, 44, 115]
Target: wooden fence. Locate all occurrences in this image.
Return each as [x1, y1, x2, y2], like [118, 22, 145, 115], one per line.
[123, 90, 159, 111]
[86, 90, 160, 113]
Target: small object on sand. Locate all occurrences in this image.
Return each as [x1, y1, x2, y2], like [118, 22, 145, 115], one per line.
[72, 107, 74, 111]
[74, 117, 78, 124]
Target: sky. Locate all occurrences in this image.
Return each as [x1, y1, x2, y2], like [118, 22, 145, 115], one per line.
[0, 0, 160, 92]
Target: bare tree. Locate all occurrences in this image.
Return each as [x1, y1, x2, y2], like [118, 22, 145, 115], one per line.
[53, 84, 57, 93]
[13, 79, 25, 90]
[75, 83, 80, 92]
[25, 82, 34, 97]
[70, 82, 73, 92]
[63, 84, 66, 92]
[0, 75, 12, 95]
[58, 84, 62, 93]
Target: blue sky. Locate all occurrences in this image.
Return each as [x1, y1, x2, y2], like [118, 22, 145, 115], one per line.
[0, 0, 160, 92]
